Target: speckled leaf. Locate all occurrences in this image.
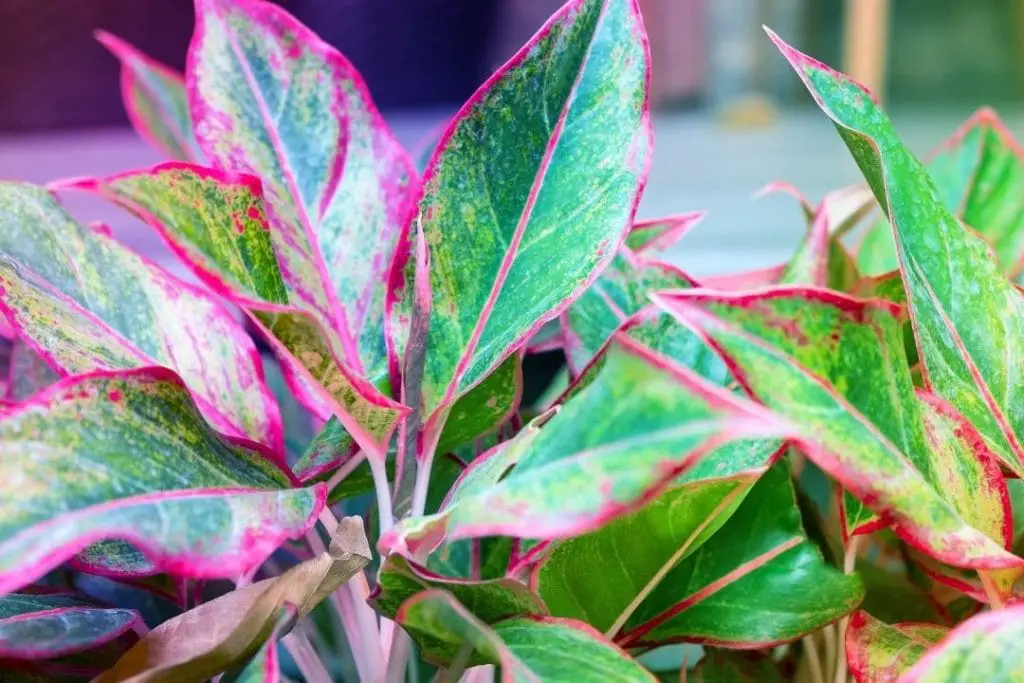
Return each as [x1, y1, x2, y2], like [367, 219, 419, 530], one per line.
[97, 518, 369, 683]
[223, 606, 296, 683]
[0, 368, 324, 594]
[63, 164, 407, 456]
[0, 591, 141, 660]
[857, 108, 1024, 278]
[533, 473, 760, 636]
[846, 611, 946, 683]
[382, 336, 789, 558]
[692, 650, 784, 683]
[656, 287, 1022, 569]
[371, 555, 545, 625]
[563, 252, 696, 374]
[397, 590, 655, 679]
[0, 182, 282, 451]
[95, 31, 201, 161]
[626, 212, 704, 255]
[899, 605, 1024, 682]
[412, 0, 652, 420]
[772, 32, 1024, 476]
[7, 336, 58, 401]
[188, 0, 417, 397]
[615, 460, 863, 648]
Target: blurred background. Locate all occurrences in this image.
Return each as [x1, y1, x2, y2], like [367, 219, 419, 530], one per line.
[1, 0, 1022, 276]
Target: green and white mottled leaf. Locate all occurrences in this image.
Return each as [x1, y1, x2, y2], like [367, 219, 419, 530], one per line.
[397, 590, 655, 679]
[413, 0, 652, 419]
[626, 212, 704, 256]
[0, 368, 323, 593]
[771, 32, 1024, 476]
[845, 611, 946, 683]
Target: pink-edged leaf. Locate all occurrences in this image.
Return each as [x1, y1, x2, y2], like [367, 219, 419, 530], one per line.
[898, 604, 1024, 682]
[7, 336, 58, 402]
[381, 335, 790, 558]
[0, 367, 324, 594]
[846, 611, 946, 683]
[0, 182, 282, 452]
[625, 211, 705, 256]
[0, 590, 141, 660]
[396, 590, 655, 679]
[525, 319, 565, 354]
[770, 31, 1024, 477]
[699, 264, 787, 291]
[188, 0, 417, 396]
[59, 164, 407, 458]
[562, 251, 697, 374]
[655, 287, 1023, 570]
[95, 31, 202, 161]
[410, 0, 652, 421]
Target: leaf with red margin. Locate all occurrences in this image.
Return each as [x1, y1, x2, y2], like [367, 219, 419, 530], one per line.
[700, 264, 786, 291]
[95, 31, 202, 162]
[396, 590, 655, 678]
[654, 287, 1022, 570]
[223, 605, 296, 683]
[614, 459, 863, 648]
[410, 0, 652, 422]
[371, 554, 545, 624]
[0, 182, 282, 452]
[97, 517, 369, 683]
[845, 611, 946, 683]
[381, 335, 789, 559]
[188, 0, 417, 399]
[7, 336, 58, 401]
[562, 252, 697, 375]
[626, 211, 705, 256]
[898, 604, 1024, 682]
[0, 368, 324, 594]
[692, 650, 784, 682]
[770, 31, 1024, 477]
[857, 108, 1024, 278]
[0, 590, 141, 661]
[57, 164, 406, 457]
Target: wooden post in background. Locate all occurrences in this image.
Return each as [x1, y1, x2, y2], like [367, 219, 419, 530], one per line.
[842, 0, 890, 100]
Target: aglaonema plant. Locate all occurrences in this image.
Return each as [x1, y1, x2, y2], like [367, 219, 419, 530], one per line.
[3, 0, 1024, 681]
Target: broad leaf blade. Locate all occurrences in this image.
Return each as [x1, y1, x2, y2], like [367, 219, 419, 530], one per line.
[397, 590, 655, 679]
[616, 460, 863, 648]
[0, 182, 281, 451]
[899, 605, 1024, 682]
[95, 31, 201, 161]
[770, 31, 1024, 476]
[0, 368, 323, 593]
[414, 0, 652, 416]
[189, 0, 416, 393]
[845, 611, 945, 683]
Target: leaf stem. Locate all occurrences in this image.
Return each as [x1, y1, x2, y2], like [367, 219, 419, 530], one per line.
[833, 536, 861, 683]
[369, 453, 396, 532]
[437, 643, 474, 683]
[979, 571, 1006, 610]
[385, 630, 412, 683]
[282, 631, 334, 683]
[803, 635, 825, 683]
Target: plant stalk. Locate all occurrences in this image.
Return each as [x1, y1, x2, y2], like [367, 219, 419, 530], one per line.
[803, 634, 825, 683]
[437, 643, 474, 683]
[833, 537, 861, 683]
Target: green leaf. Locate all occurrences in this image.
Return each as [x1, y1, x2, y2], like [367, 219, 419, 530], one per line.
[0, 182, 282, 451]
[0, 590, 141, 660]
[845, 611, 945, 683]
[656, 287, 1022, 571]
[534, 472, 760, 636]
[626, 212, 704, 256]
[898, 605, 1024, 682]
[95, 31, 201, 161]
[615, 460, 863, 648]
[857, 108, 1024, 278]
[0, 368, 323, 593]
[382, 336, 788, 557]
[779, 205, 860, 291]
[397, 590, 655, 679]
[770, 31, 1024, 477]
[188, 0, 417, 396]
[692, 650, 783, 683]
[223, 606, 297, 683]
[413, 0, 652, 419]
[62, 164, 406, 458]
[371, 555, 545, 625]
[563, 252, 695, 374]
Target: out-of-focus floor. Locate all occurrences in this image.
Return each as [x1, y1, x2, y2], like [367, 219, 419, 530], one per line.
[0, 106, 1016, 278]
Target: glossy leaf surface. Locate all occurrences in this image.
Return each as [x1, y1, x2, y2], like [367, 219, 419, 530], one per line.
[0, 182, 281, 450]
[0, 591, 140, 660]
[772, 32, 1024, 477]
[413, 0, 652, 417]
[0, 368, 322, 594]
[846, 611, 945, 683]
[397, 590, 655, 679]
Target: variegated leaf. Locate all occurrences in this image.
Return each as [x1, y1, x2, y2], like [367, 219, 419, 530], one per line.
[899, 605, 1024, 682]
[626, 211, 704, 256]
[846, 611, 946, 683]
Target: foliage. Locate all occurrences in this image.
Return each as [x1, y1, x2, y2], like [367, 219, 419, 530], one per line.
[2, 0, 1023, 680]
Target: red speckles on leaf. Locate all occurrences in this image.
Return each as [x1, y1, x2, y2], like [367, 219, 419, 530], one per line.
[108, 390, 124, 402]
[246, 206, 261, 220]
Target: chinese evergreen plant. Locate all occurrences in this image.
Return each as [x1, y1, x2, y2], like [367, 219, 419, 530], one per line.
[3, 0, 1024, 681]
